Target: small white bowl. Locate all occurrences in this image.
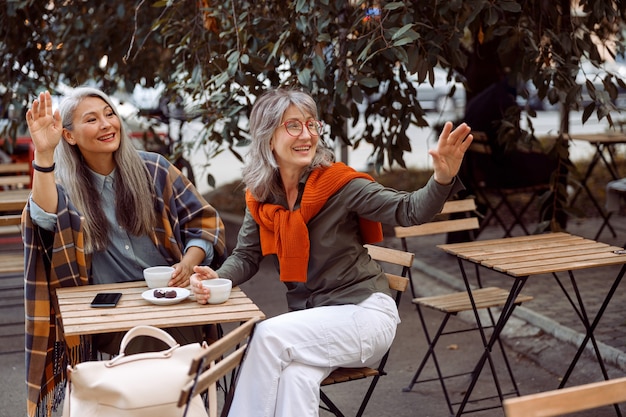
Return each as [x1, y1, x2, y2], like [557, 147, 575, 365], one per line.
[201, 278, 232, 304]
[143, 266, 175, 289]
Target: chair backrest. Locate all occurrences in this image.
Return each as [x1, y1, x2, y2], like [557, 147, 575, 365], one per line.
[365, 243, 414, 271]
[394, 198, 480, 240]
[393, 198, 479, 297]
[502, 377, 626, 417]
[178, 316, 261, 417]
[364, 244, 413, 303]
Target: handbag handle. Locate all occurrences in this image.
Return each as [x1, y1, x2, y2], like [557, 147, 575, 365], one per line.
[119, 325, 178, 354]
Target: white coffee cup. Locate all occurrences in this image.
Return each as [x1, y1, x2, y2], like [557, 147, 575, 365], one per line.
[143, 266, 175, 289]
[201, 278, 232, 304]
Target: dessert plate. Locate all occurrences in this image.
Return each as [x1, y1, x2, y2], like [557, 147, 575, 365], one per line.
[141, 287, 190, 306]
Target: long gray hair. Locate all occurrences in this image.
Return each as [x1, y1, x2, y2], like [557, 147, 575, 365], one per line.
[56, 86, 156, 253]
[242, 88, 334, 201]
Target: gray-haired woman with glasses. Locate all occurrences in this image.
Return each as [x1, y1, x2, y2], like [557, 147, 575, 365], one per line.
[190, 88, 473, 417]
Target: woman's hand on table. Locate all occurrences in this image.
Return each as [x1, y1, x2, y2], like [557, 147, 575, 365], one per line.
[170, 246, 207, 288]
[190, 265, 218, 304]
[169, 261, 194, 288]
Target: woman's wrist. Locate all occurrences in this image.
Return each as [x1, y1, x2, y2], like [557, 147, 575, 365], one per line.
[433, 173, 453, 186]
[33, 151, 55, 169]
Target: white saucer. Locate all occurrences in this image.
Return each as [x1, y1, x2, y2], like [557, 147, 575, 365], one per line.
[141, 287, 190, 305]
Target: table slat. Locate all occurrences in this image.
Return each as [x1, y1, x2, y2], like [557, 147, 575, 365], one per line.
[484, 246, 623, 270]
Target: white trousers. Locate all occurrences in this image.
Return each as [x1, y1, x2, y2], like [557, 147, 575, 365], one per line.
[227, 292, 400, 417]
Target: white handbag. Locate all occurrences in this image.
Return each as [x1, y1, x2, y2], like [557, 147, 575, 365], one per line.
[62, 325, 209, 417]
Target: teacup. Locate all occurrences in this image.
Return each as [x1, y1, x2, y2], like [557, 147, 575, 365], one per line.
[143, 266, 175, 289]
[201, 278, 232, 304]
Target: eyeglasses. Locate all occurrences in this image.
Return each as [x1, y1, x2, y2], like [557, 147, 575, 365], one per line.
[281, 119, 323, 137]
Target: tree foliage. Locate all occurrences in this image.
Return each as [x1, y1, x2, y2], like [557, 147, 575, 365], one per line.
[2, 0, 626, 228]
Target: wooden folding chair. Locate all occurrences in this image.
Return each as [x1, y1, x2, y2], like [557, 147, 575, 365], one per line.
[179, 317, 261, 417]
[319, 244, 413, 417]
[396, 198, 534, 415]
[503, 376, 626, 417]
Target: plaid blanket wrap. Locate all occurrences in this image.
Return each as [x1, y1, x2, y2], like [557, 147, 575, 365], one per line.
[22, 152, 226, 417]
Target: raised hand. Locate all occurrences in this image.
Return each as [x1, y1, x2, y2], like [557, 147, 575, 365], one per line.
[428, 122, 473, 185]
[25, 91, 63, 155]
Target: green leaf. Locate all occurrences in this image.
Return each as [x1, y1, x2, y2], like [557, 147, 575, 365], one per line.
[298, 68, 312, 88]
[383, 2, 405, 11]
[393, 37, 416, 47]
[227, 50, 241, 65]
[392, 24, 415, 41]
[486, 7, 498, 25]
[499, 0, 522, 13]
[358, 77, 380, 88]
[295, 0, 310, 13]
[312, 55, 326, 79]
[582, 102, 595, 123]
[356, 38, 376, 64]
[317, 33, 331, 43]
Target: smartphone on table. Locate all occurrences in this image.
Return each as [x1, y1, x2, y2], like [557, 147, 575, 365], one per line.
[90, 292, 122, 308]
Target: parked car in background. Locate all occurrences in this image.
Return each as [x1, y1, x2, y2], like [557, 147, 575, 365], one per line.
[409, 67, 466, 113]
[515, 81, 559, 112]
[517, 56, 626, 112]
[359, 66, 466, 115]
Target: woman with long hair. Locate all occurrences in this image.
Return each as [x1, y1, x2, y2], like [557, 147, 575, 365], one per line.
[22, 87, 226, 417]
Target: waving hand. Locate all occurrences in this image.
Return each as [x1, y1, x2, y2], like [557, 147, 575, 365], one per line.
[428, 122, 473, 185]
[25, 91, 63, 155]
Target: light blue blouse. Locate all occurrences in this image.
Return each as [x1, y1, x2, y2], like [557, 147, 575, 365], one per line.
[30, 168, 211, 284]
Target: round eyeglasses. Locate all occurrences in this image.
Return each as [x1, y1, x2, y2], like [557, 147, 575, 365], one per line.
[281, 119, 323, 137]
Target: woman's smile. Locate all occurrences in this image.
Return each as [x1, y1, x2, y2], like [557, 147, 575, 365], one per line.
[97, 132, 116, 142]
[292, 144, 312, 153]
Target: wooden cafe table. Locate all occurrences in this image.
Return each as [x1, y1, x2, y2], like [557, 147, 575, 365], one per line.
[56, 281, 266, 338]
[437, 232, 626, 416]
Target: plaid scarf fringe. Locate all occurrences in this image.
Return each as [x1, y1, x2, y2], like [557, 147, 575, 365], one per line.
[35, 338, 93, 417]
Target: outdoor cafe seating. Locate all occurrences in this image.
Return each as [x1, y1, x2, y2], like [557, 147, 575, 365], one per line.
[397, 197, 534, 416]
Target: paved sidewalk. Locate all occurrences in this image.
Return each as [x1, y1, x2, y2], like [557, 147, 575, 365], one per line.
[1, 213, 625, 417]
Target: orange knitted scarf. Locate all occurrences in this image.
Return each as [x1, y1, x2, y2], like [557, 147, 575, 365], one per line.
[246, 162, 383, 282]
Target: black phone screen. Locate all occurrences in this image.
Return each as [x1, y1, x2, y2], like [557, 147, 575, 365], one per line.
[90, 292, 122, 308]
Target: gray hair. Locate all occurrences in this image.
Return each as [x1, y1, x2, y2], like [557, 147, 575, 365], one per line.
[242, 88, 334, 201]
[56, 86, 156, 253]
